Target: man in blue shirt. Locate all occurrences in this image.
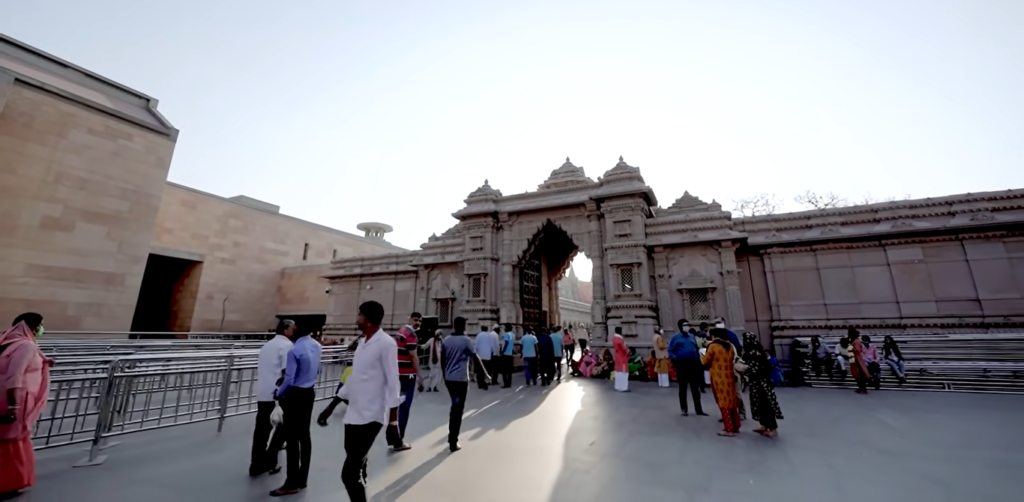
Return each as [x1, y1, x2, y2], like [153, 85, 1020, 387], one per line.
[520, 330, 539, 386]
[441, 317, 489, 452]
[551, 326, 564, 382]
[270, 323, 322, 496]
[499, 324, 515, 388]
[668, 319, 706, 417]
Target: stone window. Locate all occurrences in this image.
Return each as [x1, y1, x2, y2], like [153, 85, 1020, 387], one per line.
[469, 235, 484, 252]
[436, 298, 453, 326]
[332, 248, 337, 260]
[303, 243, 309, 261]
[684, 289, 713, 322]
[613, 220, 632, 237]
[469, 275, 484, 299]
[619, 266, 635, 293]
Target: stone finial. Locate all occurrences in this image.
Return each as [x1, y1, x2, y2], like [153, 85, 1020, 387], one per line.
[619, 155, 624, 162]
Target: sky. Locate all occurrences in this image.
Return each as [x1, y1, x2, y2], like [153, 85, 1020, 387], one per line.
[2, 0, 1022, 283]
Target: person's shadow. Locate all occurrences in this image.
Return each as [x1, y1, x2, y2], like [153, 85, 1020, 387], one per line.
[369, 450, 449, 502]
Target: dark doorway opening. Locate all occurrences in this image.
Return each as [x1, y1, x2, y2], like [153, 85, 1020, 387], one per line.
[131, 254, 203, 338]
[517, 221, 578, 334]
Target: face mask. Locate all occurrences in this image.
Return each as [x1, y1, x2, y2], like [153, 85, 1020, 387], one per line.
[35, 326, 44, 338]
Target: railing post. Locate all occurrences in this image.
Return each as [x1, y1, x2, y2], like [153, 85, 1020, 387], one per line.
[217, 355, 235, 433]
[74, 361, 119, 467]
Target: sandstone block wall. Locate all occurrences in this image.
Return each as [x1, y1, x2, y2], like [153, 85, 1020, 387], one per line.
[0, 83, 175, 330]
[152, 184, 403, 331]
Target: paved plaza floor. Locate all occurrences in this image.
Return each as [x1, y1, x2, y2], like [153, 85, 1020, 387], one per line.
[25, 374, 1024, 501]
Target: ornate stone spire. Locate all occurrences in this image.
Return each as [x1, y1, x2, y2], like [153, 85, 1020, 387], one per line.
[466, 179, 502, 200]
[600, 156, 645, 185]
[538, 157, 594, 191]
[664, 191, 723, 213]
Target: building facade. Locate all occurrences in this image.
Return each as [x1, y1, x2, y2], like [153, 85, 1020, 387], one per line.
[325, 157, 1024, 348]
[0, 34, 401, 334]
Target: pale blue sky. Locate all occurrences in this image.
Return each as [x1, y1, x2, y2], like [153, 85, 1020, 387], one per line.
[3, 0, 1022, 277]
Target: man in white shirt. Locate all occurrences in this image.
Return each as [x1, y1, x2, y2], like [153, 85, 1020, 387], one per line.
[474, 326, 499, 390]
[336, 301, 402, 502]
[249, 319, 295, 477]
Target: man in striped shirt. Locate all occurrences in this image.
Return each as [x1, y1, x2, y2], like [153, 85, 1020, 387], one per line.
[388, 312, 422, 452]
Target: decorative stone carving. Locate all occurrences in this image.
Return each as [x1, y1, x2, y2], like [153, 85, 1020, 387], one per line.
[538, 158, 595, 191]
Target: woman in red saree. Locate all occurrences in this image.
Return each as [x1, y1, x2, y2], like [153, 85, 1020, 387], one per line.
[0, 313, 51, 497]
[848, 328, 870, 394]
[612, 331, 629, 392]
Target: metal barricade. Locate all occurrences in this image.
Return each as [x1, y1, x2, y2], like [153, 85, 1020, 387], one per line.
[30, 346, 351, 467]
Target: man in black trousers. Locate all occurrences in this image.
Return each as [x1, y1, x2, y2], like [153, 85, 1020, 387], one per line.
[668, 319, 706, 417]
[328, 301, 404, 502]
[270, 323, 322, 496]
[441, 317, 490, 452]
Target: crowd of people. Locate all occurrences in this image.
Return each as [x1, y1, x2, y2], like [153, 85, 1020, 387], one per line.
[809, 329, 908, 391]
[0, 301, 911, 500]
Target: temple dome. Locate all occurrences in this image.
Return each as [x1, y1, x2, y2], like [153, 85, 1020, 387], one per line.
[538, 157, 594, 191]
[466, 179, 502, 200]
[600, 156, 645, 185]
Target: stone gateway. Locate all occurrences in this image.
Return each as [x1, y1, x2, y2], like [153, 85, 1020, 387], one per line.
[325, 157, 1024, 350]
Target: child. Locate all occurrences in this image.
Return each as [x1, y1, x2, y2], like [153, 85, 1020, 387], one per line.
[767, 349, 784, 387]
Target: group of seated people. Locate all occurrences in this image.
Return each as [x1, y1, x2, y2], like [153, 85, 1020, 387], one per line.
[809, 333, 908, 385]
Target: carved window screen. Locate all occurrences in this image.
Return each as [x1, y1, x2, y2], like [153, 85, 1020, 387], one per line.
[685, 289, 712, 322]
[619, 266, 635, 293]
[469, 235, 484, 252]
[436, 299, 453, 326]
[470, 275, 484, 299]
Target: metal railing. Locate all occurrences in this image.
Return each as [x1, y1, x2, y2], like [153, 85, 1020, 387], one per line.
[31, 346, 351, 467]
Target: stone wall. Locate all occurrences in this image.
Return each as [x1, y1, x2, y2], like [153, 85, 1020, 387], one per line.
[151, 183, 404, 331]
[0, 77, 176, 330]
[735, 191, 1024, 338]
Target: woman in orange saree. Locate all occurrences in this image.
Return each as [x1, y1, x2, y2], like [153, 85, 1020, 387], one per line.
[0, 313, 51, 498]
[701, 328, 740, 436]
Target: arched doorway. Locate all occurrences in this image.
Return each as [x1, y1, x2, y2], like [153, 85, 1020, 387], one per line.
[517, 221, 579, 334]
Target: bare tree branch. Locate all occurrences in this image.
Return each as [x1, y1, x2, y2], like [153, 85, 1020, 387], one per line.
[732, 193, 782, 217]
[794, 190, 849, 210]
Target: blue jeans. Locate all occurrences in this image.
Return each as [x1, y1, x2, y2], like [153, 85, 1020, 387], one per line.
[523, 357, 537, 384]
[398, 375, 416, 439]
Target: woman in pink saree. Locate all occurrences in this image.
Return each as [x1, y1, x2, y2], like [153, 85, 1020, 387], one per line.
[578, 350, 598, 378]
[612, 331, 630, 392]
[0, 313, 51, 497]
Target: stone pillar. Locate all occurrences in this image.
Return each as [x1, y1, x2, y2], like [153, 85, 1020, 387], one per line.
[653, 248, 674, 330]
[414, 266, 429, 316]
[499, 213, 517, 329]
[588, 204, 608, 343]
[718, 242, 745, 330]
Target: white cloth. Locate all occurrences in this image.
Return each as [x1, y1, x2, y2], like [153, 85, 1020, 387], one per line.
[426, 364, 443, 390]
[475, 330, 499, 360]
[657, 373, 670, 388]
[575, 328, 589, 344]
[256, 335, 293, 401]
[338, 328, 403, 425]
[614, 371, 629, 391]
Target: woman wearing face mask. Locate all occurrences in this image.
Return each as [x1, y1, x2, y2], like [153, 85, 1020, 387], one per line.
[0, 312, 52, 498]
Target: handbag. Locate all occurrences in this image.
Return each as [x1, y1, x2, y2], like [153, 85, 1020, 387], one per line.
[270, 404, 284, 426]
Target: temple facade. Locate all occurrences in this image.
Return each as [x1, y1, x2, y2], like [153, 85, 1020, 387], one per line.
[325, 157, 1024, 348]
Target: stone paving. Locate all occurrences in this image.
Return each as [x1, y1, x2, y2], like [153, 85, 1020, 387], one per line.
[26, 374, 1024, 501]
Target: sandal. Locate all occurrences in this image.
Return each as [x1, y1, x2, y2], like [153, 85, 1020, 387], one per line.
[717, 431, 737, 437]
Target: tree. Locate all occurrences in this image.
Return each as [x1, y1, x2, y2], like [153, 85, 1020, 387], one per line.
[794, 190, 849, 210]
[732, 193, 782, 217]
[857, 193, 911, 205]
